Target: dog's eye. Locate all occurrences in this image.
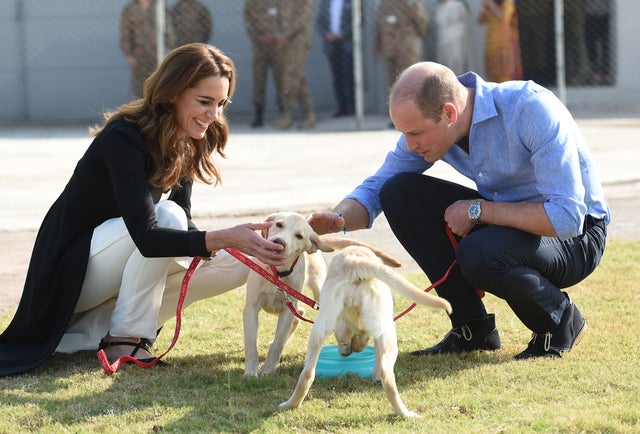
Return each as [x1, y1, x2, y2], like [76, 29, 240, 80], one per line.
[295, 233, 303, 240]
[276, 222, 283, 228]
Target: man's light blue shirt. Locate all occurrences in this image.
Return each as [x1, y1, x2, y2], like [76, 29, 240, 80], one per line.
[346, 72, 610, 240]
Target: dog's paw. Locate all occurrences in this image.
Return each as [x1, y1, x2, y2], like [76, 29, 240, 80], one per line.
[399, 410, 421, 418]
[259, 366, 277, 377]
[278, 401, 293, 410]
[243, 369, 259, 377]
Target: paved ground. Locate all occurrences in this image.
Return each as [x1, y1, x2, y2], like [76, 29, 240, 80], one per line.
[1, 115, 639, 316]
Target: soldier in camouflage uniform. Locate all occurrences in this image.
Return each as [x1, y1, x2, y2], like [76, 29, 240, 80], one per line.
[244, 0, 287, 128]
[119, 0, 174, 99]
[374, 0, 428, 90]
[276, 0, 316, 129]
[170, 0, 212, 47]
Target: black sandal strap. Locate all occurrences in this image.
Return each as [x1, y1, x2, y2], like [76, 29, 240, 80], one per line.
[98, 339, 169, 367]
[98, 339, 147, 358]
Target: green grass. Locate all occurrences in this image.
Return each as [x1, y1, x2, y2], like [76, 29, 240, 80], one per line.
[1, 239, 639, 433]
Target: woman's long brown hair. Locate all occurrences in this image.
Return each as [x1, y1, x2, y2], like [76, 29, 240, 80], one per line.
[91, 43, 236, 190]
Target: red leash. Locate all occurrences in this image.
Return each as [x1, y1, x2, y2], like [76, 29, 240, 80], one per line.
[96, 256, 202, 375]
[394, 226, 484, 321]
[394, 260, 458, 321]
[96, 225, 483, 373]
[224, 248, 318, 310]
[224, 248, 317, 323]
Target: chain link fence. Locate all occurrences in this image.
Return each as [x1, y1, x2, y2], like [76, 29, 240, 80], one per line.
[0, 0, 637, 126]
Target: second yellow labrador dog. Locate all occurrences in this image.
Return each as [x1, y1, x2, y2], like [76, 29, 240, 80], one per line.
[279, 242, 452, 417]
[243, 212, 333, 377]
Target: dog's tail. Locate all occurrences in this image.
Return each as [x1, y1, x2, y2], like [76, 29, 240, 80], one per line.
[343, 254, 452, 315]
[318, 236, 402, 268]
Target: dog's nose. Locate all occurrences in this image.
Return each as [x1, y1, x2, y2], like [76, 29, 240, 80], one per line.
[337, 343, 352, 357]
[271, 238, 287, 249]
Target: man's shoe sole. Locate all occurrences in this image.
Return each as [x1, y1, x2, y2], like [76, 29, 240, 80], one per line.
[409, 343, 501, 357]
[570, 320, 587, 350]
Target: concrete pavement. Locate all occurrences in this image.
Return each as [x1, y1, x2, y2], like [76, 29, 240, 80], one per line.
[1, 115, 639, 315]
[1, 115, 638, 232]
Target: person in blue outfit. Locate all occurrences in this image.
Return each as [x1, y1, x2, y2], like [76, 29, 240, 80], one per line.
[309, 61, 609, 359]
[317, 0, 357, 117]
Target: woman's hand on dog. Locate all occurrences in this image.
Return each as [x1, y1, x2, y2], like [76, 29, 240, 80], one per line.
[205, 223, 286, 265]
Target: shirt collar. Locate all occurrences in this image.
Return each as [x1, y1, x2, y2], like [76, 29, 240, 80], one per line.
[458, 71, 498, 125]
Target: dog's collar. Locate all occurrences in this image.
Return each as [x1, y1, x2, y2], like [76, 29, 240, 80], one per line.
[271, 256, 300, 278]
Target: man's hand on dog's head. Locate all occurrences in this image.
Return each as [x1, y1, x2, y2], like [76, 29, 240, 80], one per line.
[307, 211, 345, 235]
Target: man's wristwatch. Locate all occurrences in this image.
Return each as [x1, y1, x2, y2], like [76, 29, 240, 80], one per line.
[468, 199, 482, 225]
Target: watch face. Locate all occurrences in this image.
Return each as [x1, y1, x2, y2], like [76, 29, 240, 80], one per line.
[469, 201, 481, 220]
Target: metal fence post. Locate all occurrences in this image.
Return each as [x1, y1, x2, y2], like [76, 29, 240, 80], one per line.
[16, 0, 28, 119]
[352, 0, 364, 129]
[554, 0, 566, 104]
[156, 0, 166, 66]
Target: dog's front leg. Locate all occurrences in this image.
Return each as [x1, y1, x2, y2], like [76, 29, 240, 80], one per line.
[243, 300, 262, 377]
[260, 308, 296, 376]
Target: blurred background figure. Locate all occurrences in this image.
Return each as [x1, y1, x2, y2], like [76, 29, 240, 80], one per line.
[374, 0, 428, 91]
[516, 0, 554, 85]
[170, 0, 213, 46]
[434, 0, 472, 75]
[119, 0, 174, 99]
[317, 0, 357, 117]
[243, 0, 287, 128]
[276, 0, 317, 130]
[564, 0, 588, 85]
[477, 0, 522, 82]
[585, 0, 611, 85]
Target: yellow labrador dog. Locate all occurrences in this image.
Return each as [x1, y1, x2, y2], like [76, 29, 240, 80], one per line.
[243, 212, 333, 377]
[279, 241, 452, 417]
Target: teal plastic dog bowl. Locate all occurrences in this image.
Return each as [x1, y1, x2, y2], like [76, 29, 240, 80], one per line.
[314, 345, 375, 379]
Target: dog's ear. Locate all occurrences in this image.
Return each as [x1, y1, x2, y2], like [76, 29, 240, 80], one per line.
[262, 214, 276, 239]
[308, 232, 334, 253]
[318, 235, 402, 267]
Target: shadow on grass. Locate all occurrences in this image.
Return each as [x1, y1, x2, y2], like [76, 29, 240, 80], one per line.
[1, 344, 511, 432]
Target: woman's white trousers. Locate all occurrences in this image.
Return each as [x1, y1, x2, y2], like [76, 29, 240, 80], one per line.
[56, 201, 248, 352]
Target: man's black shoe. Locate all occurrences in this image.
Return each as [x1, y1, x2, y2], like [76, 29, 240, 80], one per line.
[410, 314, 501, 356]
[514, 294, 587, 360]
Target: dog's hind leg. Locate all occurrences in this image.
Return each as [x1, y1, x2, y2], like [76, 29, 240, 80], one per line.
[280, 291, 340, 410]
[374, 331, 420, 418]
[279, 327, 326, 410]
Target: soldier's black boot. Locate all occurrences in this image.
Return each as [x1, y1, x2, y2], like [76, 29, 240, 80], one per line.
[251, 106, 263, 128]
[410, 313, 501, 356]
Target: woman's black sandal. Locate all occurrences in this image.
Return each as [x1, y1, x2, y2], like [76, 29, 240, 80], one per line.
[98, 339, 168, 367]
